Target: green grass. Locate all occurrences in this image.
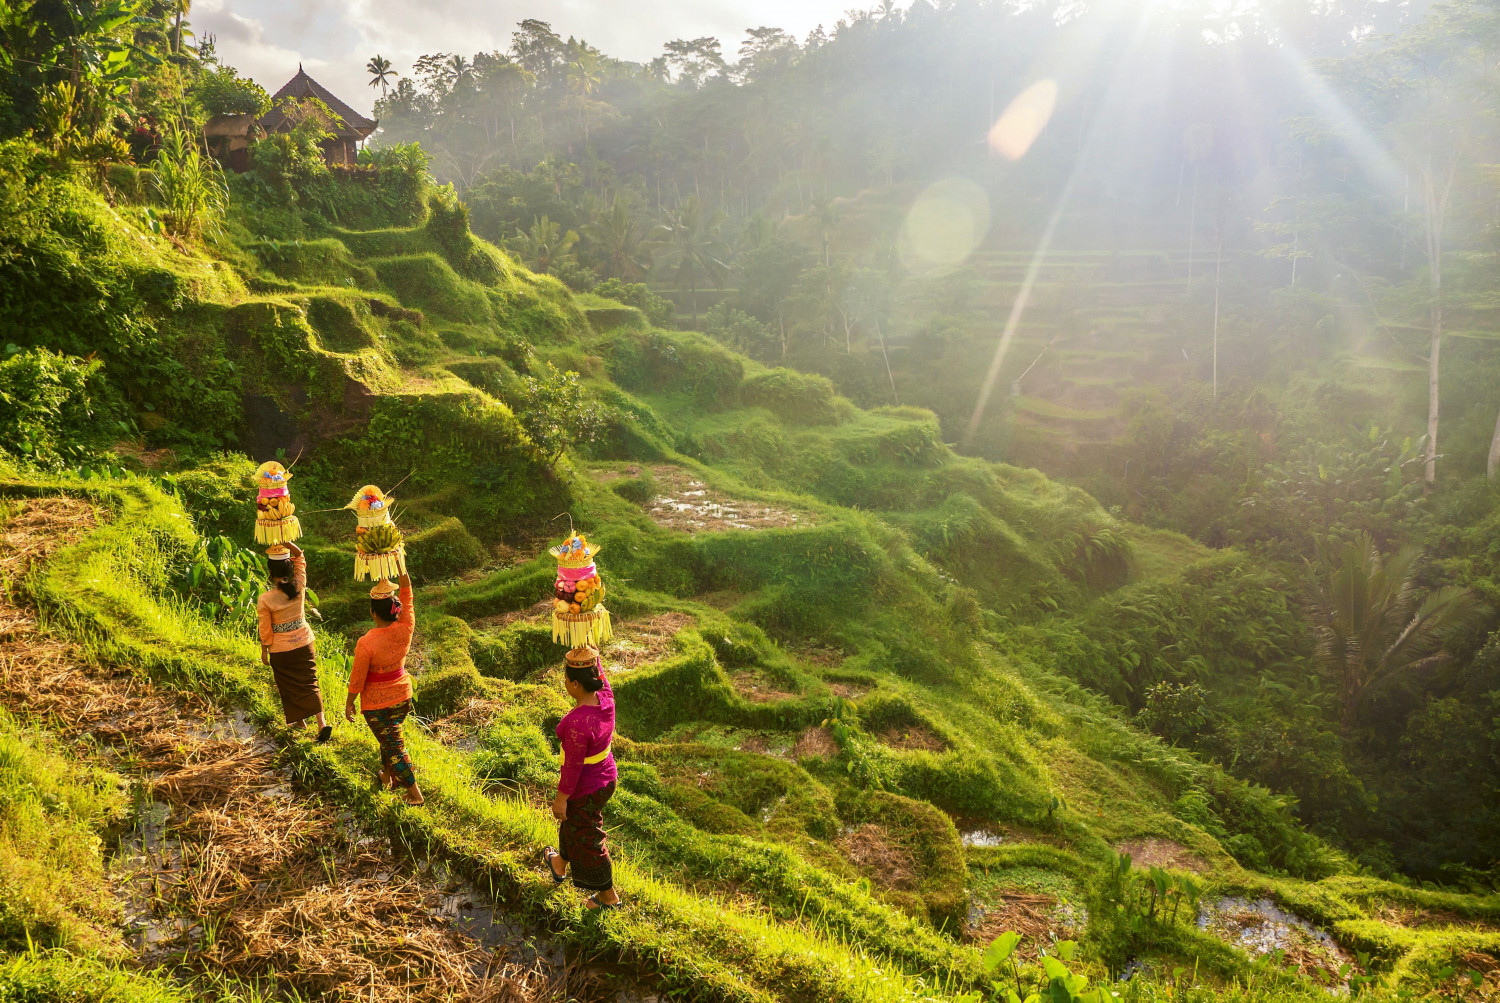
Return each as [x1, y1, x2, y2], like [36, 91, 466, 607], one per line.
[0, 712, 126, 956]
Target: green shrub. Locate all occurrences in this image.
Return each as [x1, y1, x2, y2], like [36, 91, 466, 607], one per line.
[305, 296, 379, 353]
[470, 624, 555, 681]
[610, 468, 657, 505]
[742, 368, 840, 425]
[405, 516, 488, 580]
[0, 349, 125, 466]
[601, 329, 744, 408]
[194, 65, 271, 117]
[594, 278, 675, 327]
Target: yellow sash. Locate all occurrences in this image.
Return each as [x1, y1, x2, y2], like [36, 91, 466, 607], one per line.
[561, 743, 611, 767]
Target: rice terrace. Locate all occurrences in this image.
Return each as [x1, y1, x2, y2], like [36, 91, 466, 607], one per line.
[0, 0, 1499, 1000]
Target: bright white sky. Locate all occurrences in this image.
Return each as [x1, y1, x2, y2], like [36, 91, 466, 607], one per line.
[195, 0, 888, 114]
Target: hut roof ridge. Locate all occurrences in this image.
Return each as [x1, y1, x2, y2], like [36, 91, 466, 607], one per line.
[261, 66, 376, 137]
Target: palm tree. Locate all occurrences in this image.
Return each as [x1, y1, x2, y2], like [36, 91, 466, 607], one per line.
[1302, 533, 1487, 736]
[566, 48, 603, 141]
[584, 200, 647, 281]
[515, 216, 579, 275]
[446, 54, 472, 88]
[367, 55, 398, 96]
[652, 196, 727, 327]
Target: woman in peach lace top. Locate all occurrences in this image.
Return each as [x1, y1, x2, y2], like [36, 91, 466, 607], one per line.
[257, 542, 330, 742]
[344, 573, 423, 805]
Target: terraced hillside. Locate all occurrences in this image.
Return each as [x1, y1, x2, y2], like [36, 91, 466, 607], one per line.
[1, 159, 1497, 1002]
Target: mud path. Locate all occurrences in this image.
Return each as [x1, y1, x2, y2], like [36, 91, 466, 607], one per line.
[0, 498, 625, 1002]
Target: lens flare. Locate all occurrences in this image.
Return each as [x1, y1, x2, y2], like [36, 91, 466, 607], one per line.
[898, 177, 990, 271]
[988, 80, 1058, 161]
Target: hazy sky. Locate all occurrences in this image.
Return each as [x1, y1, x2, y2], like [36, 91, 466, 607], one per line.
[196, 0, 882, 114]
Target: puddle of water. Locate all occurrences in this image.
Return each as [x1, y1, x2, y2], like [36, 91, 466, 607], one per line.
[1199, 896, 1352, 970]
[962, 830, 1005, 848]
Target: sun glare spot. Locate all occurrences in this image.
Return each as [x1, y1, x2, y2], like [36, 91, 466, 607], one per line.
[899, 178, 991, 271]
[988, 79, 1058, 161]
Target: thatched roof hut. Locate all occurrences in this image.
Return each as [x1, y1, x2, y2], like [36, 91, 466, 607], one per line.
[258, 66, 378, 166]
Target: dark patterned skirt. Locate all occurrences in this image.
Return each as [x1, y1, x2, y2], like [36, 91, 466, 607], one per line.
[269, 643, 322, 724]
[558, 780, 615, 891]
[362, 699, 416, 788]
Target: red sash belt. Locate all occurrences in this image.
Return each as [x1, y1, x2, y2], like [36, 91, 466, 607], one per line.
[366, 666, 407, 684]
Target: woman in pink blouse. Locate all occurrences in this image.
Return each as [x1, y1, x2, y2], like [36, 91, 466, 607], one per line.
[543, 645, 621, 909]
[257, 542, 330, 742]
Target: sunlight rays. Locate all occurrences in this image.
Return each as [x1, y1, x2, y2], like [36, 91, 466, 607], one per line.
[963, 2, 1160, 449]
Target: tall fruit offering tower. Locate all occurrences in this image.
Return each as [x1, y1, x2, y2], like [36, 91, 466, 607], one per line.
[346, 484, 406, 581]
[550, 533, 612, 648]
[253, 461, 302, 545]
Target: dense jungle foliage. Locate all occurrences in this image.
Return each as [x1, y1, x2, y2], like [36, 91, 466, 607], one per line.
[0, 0, 1496, 1000]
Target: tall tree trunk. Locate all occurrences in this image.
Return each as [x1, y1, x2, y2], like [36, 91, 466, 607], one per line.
[1213, 227, 1222, 399]
[1187, 164, 1198, 284]
[1427, 297, 1441, 487]
[875, 319, 898, 405]
[1487, 402, 1500, 480]
[1424, 168, 1444, 488]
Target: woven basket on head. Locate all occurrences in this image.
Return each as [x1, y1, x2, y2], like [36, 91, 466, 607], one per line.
[354, 545, 406, 582]
[552, 607, 612, 647]
[255, 515, 302, 545]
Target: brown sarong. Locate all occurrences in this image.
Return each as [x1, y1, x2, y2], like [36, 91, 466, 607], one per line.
[558, 780, 615, 891]
[269, 643, 323, 724]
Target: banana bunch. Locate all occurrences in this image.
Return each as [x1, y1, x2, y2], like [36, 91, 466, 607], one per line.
[258, 495, 296, 519]
[356, 521, 403, 554]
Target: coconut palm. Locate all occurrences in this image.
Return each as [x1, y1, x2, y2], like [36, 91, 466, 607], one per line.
[584, 200, 648, 281]
[515, 216, 579, 275]
[651, 196, 727, 327]
[1302, 532, 1487, 736]
[367, 55, 398, 96]
[446, 54, 472, 88]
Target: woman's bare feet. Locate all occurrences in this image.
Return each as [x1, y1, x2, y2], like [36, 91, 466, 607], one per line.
[378, 767, 394, 789]
[403, 782, 424, 805]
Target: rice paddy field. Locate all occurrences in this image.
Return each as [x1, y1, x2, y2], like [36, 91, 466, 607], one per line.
[0, 158, 1496, 1003]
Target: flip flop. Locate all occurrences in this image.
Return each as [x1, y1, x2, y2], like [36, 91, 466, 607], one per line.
[315, 725, 332, 744]
[584, 894, 623, 910]
[543, 847, 567, 883]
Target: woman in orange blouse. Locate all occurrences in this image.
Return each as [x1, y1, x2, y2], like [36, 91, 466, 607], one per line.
[344, 573, 423, 805]
[258, 542, 330, 743]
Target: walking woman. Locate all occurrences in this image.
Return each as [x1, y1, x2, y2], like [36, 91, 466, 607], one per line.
[344, 574, 424, 805]
[258, 542, 330, 742]
[544, 646, 621, 909]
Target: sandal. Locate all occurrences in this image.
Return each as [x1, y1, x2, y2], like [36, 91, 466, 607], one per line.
[543, 847, 567, 883]
[584, 893, 623, 910]
[315, 725, 332, 744]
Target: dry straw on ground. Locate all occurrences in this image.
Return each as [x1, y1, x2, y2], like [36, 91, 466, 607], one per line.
[964, 889, 1070, 957]
[836, 824, 916, 891]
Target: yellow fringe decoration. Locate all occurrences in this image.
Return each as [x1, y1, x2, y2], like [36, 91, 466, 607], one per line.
[552, 606, 612, 647]
[255, 515, 302, 545]
[353, 546, 406, 581]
